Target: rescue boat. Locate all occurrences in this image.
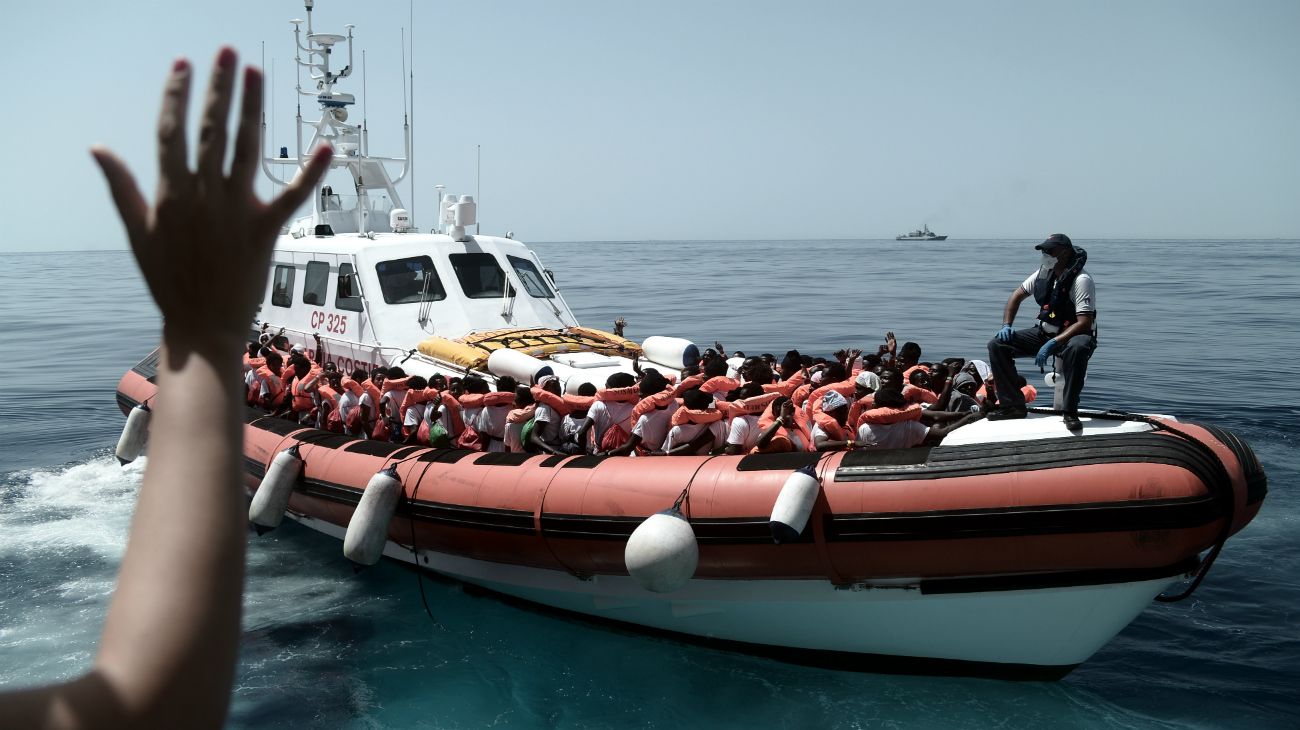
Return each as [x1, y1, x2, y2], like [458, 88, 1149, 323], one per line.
[114, 3, 1266, 679]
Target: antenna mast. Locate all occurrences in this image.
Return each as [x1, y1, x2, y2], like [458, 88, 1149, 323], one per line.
[476, 144, 481, 235]
[408, 0, 416, 230]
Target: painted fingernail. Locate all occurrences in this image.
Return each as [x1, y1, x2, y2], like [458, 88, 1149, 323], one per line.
[217, 47, 236, 69]
[173, 57, 190, 73]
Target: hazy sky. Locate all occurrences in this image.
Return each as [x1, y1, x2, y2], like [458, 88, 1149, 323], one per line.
[6, 0, 1298, 250]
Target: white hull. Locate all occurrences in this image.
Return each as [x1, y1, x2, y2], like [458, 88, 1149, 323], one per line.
[288, 512, 1178, 675]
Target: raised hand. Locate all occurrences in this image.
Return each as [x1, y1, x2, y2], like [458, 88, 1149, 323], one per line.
[92, 48, 331, 355]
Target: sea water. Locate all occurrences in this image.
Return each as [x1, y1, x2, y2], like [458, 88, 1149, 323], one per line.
[1, 240, 1297, 728]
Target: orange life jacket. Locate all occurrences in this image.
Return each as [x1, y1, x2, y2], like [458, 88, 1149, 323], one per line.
[858, 403, 924, 425]
[762, 369, 806, 397]
[631, 389, 677, 420]
[807, 380, 857, 422]
[754, 400, 813, 453]
[671, 405, 724, 426]
[531, 387, 572, 416]
[902, 384, 938, 406]
[811, 411, 849, 443]
[718, 391, 780, 419]
[595, 385, 640, 404]
[671, 374, 707, 397]
[699, 376, 740, 396]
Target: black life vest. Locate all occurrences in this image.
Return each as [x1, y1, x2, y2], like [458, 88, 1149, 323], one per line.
[1033, 246, 1088, 329]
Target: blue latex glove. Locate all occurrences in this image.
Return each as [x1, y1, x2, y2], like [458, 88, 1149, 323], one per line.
[996, 324, 1014, 343]
[1035, 338, 1061, 369]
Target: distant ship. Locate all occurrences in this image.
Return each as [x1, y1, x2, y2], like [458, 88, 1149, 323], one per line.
[896, 224, 947, 241]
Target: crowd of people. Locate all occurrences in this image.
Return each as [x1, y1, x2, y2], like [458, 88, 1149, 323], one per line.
[246, 327, 1039, 455]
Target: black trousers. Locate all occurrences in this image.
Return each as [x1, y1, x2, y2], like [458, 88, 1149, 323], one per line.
[986, 325, 1095, 413]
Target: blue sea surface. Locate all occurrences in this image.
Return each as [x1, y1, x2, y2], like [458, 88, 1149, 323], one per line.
[1, 240, 1297, 728]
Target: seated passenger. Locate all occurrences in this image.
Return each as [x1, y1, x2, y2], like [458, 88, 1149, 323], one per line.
[724, 383, 768, 455]
[287, 355, 324, 423]
[475, 376, 518, 453]
[576, 372, 638, 453]
[337, 367, 367, 436]
[527, 376, 567, 454]
[398, 375, 429, 441]
[811, 390, 854, 452]
[902, 368, 939, 406]
[945, 372, 983, 414]
[559, 382, 597, 454]
[317, 370, 342, 432]
[697, 355, 739, 403]
[503, 385, 536, 453]
[855, 387, 983, 449]
[752, 395, 811, 453]
[664, 389, 727, 456]
[607, 369, 675, 456]
[456, 376, 492, 450]
[253, 351, 285, 410]
[374, 366, 408, 441]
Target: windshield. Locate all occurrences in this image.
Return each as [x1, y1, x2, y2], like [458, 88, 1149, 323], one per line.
[450, 253, 507, 299]
[375, 256, 446, 304]
[507, 255, 555, 298]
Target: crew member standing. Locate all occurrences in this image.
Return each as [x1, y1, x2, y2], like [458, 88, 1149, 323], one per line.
[987, 233, 1096, 431]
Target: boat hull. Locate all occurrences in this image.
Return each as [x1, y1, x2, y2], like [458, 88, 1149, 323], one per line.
[115, 359, 1267, 678]
[292, 509, 1181, 679]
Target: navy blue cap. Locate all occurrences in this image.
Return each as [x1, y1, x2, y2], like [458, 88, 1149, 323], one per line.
[1035, 233, 1072, 251]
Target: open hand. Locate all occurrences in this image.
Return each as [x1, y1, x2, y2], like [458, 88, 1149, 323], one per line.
[92, 48, 331, 354]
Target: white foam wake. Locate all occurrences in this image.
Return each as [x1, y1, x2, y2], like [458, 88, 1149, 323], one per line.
[0, 455, 144, 687]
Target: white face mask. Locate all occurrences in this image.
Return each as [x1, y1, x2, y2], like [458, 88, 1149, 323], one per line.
[1040, 252, 1057, 273]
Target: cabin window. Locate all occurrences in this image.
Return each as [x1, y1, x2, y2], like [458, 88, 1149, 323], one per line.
[271, 265, 295, 307]
[336, 262, 364, 312]
[302, 261, 330, 306]
[375, 256, 445, 304]
[507, 255, 555, 298]
[449, 253, 506, 299]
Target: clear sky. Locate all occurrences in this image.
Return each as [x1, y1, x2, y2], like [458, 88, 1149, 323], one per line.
[6, 0, 1298, 250]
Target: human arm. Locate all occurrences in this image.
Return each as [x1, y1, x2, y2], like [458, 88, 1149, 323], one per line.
[602, 431, 643, 457]
[1001, 287, 1031, 329]
[923, 412, 984, 445]
[0, 50, 329, 729]
[814, 433, 853, 452]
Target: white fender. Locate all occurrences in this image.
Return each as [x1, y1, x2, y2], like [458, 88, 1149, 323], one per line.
[642, 336, 700, 370]
[343, 466, 403, 566]
[487, 348, 555, 385]
[624, 508, 698, 593]
[248, 444, 304, 532]
[115, 403, 151, 465]
[769, 465, 820, 543]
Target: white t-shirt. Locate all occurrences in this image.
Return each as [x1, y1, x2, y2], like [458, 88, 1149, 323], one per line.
[403, 401, 426, 429]
[381, 388, 407, 423]
[726, 414, 761, 451]
[664, 421, 727, 455]
[477, 405, 510, 452]
[358, 392, 376, 425]
[856, 420, 930, 449]
[809, 423, 839, 449]
[532, 404, 562, 447]
[586, 400, 635, 449]
[631, 408, 678, 453]
[1020, 269, 1097, 334]
[338, 389, 360, 423]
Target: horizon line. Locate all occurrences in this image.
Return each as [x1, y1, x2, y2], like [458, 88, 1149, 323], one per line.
[5, 235, 1299, 254]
